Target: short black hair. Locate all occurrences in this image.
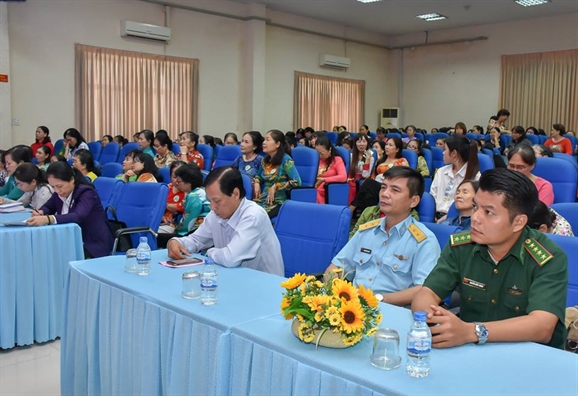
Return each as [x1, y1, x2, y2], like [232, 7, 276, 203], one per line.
[46, 161, 92, 188]
[381, 166, 424, 199]
[528, 200, 554, 231]
[507, 145, 536, 166]
[6, 146, 32, 164]
[154, 134, 173, 150]
[478, 168, 538, 222]
[497, 109, 510, 117]
[174, 163, 203, 190]
[204, 166, 246, 198]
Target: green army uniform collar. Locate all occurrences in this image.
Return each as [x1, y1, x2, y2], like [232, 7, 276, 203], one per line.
[472, 228, 530, 266]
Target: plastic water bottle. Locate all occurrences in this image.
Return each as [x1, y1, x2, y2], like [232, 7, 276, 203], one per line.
[406, 311, 431, 378]
[200, 257, 218, 305]
[136, 236, 152, 276]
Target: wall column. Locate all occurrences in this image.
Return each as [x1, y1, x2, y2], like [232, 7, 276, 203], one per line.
[0, 2, 12, 148]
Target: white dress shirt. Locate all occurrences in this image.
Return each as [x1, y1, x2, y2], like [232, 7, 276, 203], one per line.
[430, 163, 480, 214]
[175, 198, 285, 276]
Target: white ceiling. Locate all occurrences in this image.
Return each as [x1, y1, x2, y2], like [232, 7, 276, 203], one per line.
[231, 0, 578, 36]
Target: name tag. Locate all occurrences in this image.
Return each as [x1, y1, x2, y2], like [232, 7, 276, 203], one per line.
[360, 247, 372, 254]
[462, 277, 486, 291]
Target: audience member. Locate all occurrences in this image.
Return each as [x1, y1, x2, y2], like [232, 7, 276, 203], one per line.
[402, 125, 417, 144]
[376, 127, 386, 141]
[101, 135, 113, 147]
[454, 122, 467, 136]
[359, 124, 369, 135]
[439, 180, 479, 231]
[30, 126, 54, 157]
[27, 162, 113, 258]
[314, 136, 347, 204]
[412, 168, 567, 349]
[153, 134, 176, 168]
[347, 133, 374, 205]
[533, 144, 553, 158]
[372, 140, 385, 162]
[545, 124, 572, 155]
[232, 131, 264, 178]
[117, 150, 139, 181]
[0, 150, 6, 187]
[496, 109, 511, 133]
[407, 139, 430, 177]
[435, 138, 445, 149]
[178, 131, 204, 169]
[528, 200, 574, 237]
[50, 154, 68, 164]
[126, 151, 161, 183]
[224, 132, 239, 146]
[138, 129, 155, 157]
[507, 145, 554, 206]
[0, 146, 31, 201]
[35, 146, 51, 171]
[10, 163, 53, 209]
[72, 149, 99, 183]
[253, 130, 301, 218]
[168, 166, 284, 275]
[62, 128, 89, 160]
[504, 126, 532, 155]
[324, 167, 441, 306]
[113, 135, 127, 147]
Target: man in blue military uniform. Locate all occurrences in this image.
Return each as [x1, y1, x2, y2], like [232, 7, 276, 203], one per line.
[412, 169, 568, 349]
[324, 167, 441, 307]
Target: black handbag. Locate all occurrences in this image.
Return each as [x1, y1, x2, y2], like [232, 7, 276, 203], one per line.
[106, 206, 133, 253]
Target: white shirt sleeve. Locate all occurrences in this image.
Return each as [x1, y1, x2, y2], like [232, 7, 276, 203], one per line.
[175, 212, 216, 253]
[207, 214, 262, 268]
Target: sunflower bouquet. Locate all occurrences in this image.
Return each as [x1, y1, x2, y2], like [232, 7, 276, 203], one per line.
[280, 272, 382, 347]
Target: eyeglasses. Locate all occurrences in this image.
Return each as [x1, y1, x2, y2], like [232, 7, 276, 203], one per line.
[507, 163, 530, 171]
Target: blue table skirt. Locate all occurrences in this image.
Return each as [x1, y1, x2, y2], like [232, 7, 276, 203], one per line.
[0, 212, 83, 349]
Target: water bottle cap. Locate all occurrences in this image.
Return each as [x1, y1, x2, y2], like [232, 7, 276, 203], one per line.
[414, 311, 427, 321]
[140, 236, 147, 243]
[204, 257, 213, 264]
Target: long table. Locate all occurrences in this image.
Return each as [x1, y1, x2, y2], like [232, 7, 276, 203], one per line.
[0, 212, 83, 349]
[62, 250, 578, 395]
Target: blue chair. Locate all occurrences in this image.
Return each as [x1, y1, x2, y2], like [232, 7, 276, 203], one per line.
[499, 134, 513, 149]
[533, 157, 578, 203]
[482, 148, 494, 157]
[416, 192, 435, 223]
[213, 144, 222, 159]
[325, 147, 351, 206]
[431, 147, 445, 172]
[97, 142, 120, 165]
[100, 162, 123, 178]
[109, 182, 169, 254]
[369, 132, 377, 139]
[427, 133, 449, 147]
[93, 177, 125, 210]
[241, 174, 253, 200]
[526, 134, 539, 145]
[87, 142, 102, 161]
[477, 153, 494, 173]
[118, 143, 140, 163]
[196, 144, 213, 172]
[566, 135, 577, 153]
[213, 145, 241, 169]
[466, 133, 484, 141]
[53, 139, 64, 155]
[549, 203, 578, 233]
[415, 132, 425, 142]
[386, 132, 401, 140]
[447, 202, 458, 219]
[349, 132, 356, 139]
[424, 177, 433, 193]
[326, 132, 338, 144]
[422, 222, 460, 250]
[402, 149, 417, 169]
[547, 234, 578, 306]
[290, 146, 319, 203]
[158, 166, 171, 184]
[422, 148, 433, 175]
[553, 153, 578, 173]
[274, 201, 350, 278]
[538, 135, 548, 144]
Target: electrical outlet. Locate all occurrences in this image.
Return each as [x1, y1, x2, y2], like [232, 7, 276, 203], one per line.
[11, 118, 20, 126]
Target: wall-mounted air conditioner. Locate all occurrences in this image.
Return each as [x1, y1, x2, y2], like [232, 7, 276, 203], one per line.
[380, 107, 400, 128]
[121, 20, 171, 42]
[319, 54, 351, 70]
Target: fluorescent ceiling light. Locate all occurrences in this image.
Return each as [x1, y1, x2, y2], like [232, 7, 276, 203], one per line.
[416, 13, 448, 22]
[514, 0, 550, 7]
[357, 0, 382, 3]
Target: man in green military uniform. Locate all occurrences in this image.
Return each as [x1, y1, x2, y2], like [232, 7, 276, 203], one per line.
[412, 168, 568, 349]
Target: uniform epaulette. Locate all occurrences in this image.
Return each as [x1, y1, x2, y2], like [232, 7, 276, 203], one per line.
[523, 238, 553, 267]
[408, 224, 427, 243]
[358, 219, 381, 231]
[450, 231, 472, 247]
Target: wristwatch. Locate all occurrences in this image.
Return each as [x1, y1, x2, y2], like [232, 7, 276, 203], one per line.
[474, 322, 489, 345]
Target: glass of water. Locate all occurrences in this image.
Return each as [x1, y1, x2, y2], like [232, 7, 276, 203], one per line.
[182, 271, 201, 299]
[125, 249, 138, 273]
[370, 328, 402, 370]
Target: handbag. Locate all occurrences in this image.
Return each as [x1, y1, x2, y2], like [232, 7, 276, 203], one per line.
[106, 206, 133, 253]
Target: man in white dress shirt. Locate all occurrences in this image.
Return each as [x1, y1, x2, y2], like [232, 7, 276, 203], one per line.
[167, 166, 285, 276]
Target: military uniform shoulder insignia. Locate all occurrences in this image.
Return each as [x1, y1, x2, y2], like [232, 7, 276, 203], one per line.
[358, 219, 381, 231]
[408, 224, 427, 243]
[523, 238, 553, 267]
[450, 231, 472, 247]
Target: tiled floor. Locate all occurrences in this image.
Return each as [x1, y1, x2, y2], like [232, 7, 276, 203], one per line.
[0, 340, 60, 396]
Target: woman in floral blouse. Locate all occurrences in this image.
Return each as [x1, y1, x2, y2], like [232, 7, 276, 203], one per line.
[178, 131, 204, 170]
[253, 130, 301, 218]
[153, 134, 176, 169]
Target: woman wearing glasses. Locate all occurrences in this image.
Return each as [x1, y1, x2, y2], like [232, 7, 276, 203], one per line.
[507, 145, 554, 205]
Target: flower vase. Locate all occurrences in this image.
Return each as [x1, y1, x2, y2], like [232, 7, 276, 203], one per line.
[291, 318, 351, 349]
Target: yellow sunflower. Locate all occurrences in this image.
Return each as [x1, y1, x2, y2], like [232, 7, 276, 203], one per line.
[314, 311, 324, 322]
[331, 279, 358, 302]
[307, 295, 330, 312]
[358, 285, 379, 308]
[298, 323, 315, 343]
[280, 297, 293, 319]
[343, 333, 362, 346]
[281, 273, 307, 290]
[339, 300, 365, 334]
[375, 313, 383, 325]
[328, 313, 341, 327]
[305, 275, 317, 283]
[366, 327, 379, 337]
[325, 306, 339, 319]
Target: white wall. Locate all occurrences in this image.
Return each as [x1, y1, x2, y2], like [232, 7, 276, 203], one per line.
[390, 12, 578, 131]
[0, 2, 11, 149]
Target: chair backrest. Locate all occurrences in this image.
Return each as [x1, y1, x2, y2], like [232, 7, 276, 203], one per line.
[97, 142, 120, 165]
[499, 134, 513, 148]
[526, 134, 539, 145]
[213, 145, 242, 169]
[274, 201, 350, 278]
[402, 149, 418, 169]
[552, 153, 578, 173]
[87, 142, 102, 161]
[114, 183, 169, 249]
[53, 139, 64, 155]
[291, 146, 319, 187]
[466, 133, 483, 141]
[546, 234, 578, 307]
[427, 133, 449, 147]
[93, 177, 125, 210]
[477, 152, 494, 173]
[533, 157, 578, 203]
[538, 135, 548, 144]
[415, 132, 425, 142]
[196, 144, 213, 172]
[422, 222, 460, 250]
[431, 147, 445, 171]
[100, 162, 123, 178]
[368, 132, 377, 139]
[549, 203, 578, 233]
[171, 144, 180, 155]
[326, 132, 338, 144]
[416, 192, 435, 223]
[482, 148, 493, 157]
[241, 173, 253, 200]
[118, 142, 140, 163]
[422, 148, 433, 175]
[386, 132, 401, 140]
[447, 202, 458, 219]
[566, 135, 577, 153]
[213, 144, 223, 158]
[158, 166, 171, 184]
[336, 146, 350, 173]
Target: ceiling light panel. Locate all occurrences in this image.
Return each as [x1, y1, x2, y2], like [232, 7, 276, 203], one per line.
[357, 0, 383, 3]
[514, 0, 550, 7]
[416, 13, 448, 22]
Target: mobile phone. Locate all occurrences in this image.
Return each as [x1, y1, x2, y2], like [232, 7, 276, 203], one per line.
[166, 257, 204, 266]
